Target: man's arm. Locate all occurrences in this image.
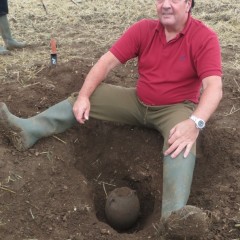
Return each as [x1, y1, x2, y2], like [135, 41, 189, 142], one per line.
[164, 75, 223, 158]
[191, 76, 223, 122]
[73, 51, 121, 124]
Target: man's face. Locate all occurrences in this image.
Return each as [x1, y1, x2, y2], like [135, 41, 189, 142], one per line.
[156, 0, 191, 29]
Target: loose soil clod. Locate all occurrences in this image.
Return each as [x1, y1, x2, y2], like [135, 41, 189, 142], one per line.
[163, 205, 210, 239]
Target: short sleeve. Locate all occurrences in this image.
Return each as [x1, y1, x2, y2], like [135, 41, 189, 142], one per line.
[109, 20, 144, 64]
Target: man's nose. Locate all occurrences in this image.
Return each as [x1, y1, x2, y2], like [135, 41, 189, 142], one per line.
[162, 0, 172, 7]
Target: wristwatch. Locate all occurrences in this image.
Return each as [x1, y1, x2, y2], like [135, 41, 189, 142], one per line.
[190, 115, 206, 130]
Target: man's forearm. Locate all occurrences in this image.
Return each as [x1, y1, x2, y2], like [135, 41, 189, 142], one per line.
[192, 77, 223, 122]
[78, 51, 120, 100]
[78, 61, 107, 99]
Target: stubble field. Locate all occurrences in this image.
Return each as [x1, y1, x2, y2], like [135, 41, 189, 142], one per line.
[0, 0, 240, 239]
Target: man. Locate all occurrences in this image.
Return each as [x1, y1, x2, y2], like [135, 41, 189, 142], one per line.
[0, 0, 26, 55]
[0, 0, 222, 234]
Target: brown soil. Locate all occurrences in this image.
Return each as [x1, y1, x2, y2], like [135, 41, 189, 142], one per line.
[0, 1, 240, 240]
[0, 56, 240, 240]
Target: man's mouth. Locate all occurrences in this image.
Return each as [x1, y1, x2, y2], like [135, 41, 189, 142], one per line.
[162, 13, 173, 16]
[161, 13, 173, 18]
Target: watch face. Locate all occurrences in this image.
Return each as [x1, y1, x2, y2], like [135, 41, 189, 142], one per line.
[198, 120, 205, 128]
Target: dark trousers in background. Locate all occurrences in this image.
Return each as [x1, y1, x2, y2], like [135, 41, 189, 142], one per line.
[0, 0, 8, 16]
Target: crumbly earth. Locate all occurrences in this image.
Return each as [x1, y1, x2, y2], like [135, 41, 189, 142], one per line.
[0, 0, 240, 240]
[163, 205, 210, 238]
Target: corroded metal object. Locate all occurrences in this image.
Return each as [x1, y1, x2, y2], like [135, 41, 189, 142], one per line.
[105, 187, 140, 230]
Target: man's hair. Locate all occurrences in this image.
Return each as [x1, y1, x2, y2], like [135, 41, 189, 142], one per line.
[192, 0, 195, 8]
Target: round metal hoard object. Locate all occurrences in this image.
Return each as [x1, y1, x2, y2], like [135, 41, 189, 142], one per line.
[105, 187, 140, 230]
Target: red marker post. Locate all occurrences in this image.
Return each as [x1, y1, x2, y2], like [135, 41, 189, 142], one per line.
[50, 38, 57, 65]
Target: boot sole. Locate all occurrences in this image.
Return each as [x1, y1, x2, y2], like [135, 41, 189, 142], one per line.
[0, 50, 11, 55]
[6, 44, 27, 50]
[0, 102, 28, 151]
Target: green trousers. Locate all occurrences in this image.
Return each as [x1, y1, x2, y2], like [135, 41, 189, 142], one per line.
[69, 83, 196, 152]
[69, 83, 197, 217]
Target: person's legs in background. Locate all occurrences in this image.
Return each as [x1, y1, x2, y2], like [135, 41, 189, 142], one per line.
[0, 0, 26, 55]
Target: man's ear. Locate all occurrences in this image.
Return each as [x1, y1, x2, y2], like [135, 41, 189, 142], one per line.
[186, 0, 192, 12]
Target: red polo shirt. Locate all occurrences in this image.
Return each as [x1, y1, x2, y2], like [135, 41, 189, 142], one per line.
[110, 16, 222, 105]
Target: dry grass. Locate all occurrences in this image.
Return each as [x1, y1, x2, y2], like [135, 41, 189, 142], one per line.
[0, 0, 239, 85]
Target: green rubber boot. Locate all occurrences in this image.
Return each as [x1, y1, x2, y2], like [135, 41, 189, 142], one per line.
[0, 15, 26, 50]
[161, 152, 196, 218]
[0, 100, 76, 151]
[0, 45, 10, 55]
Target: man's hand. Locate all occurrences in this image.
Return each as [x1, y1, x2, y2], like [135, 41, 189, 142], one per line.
[164, 76, 222, 159]
[164, 119, 199, 158]
[73, 96, 90, 124]
[72, 51, 121, 125]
